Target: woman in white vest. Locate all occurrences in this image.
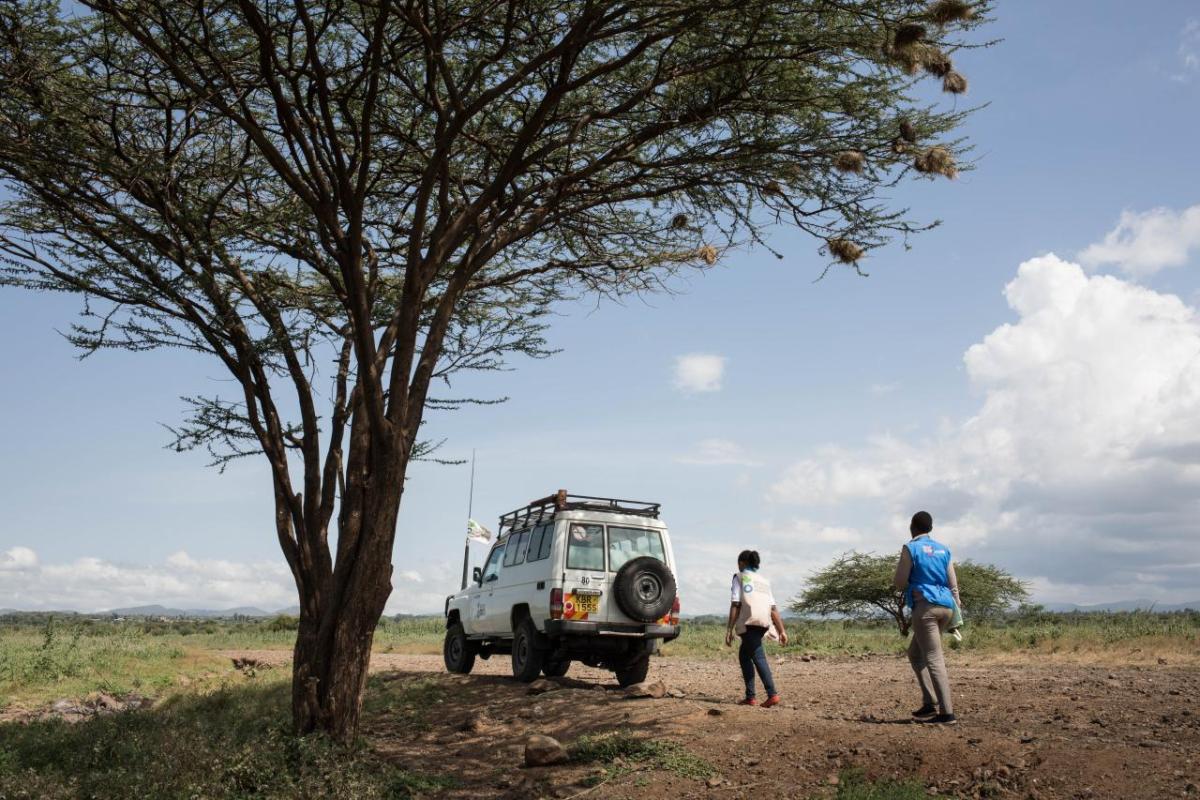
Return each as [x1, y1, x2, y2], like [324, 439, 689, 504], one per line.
[724, 549, 788, 706]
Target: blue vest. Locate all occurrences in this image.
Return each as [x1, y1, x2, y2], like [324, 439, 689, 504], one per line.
[904, 536, 955, 610]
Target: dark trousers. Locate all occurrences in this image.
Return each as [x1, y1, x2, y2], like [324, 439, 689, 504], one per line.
[738, 625, 777, 699]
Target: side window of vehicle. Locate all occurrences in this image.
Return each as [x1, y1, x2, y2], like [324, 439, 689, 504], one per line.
[537, 522, 554, 560]
[503, 530, 529, 567]
[526, 525, 546, 563]
[482, 543, 505, 583]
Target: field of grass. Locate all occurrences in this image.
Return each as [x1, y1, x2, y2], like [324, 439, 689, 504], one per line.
[0, 676, 458, 800]
[2, 609, 1197, 709]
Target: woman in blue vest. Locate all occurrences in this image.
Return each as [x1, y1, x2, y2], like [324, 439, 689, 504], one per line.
[893, 510, 961, 725]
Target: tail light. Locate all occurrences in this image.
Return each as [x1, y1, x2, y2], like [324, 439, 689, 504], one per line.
[550, 588, 564, 620]
[670, 595, 680, 625]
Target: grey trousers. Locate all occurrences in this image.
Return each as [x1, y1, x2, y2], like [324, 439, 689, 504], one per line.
[908, 600, 954, 715]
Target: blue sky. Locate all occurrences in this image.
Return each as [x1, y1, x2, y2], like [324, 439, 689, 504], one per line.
[3, 1, 1200, 613]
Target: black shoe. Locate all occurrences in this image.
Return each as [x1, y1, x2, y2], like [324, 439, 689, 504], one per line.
[919, 713, 958, 725]
[911, 703, 937, 718]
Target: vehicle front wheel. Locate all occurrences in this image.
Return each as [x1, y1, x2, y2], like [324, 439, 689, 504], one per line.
[511, 618, 545, 682]
[443, 622, 476, 674]
[542, 659, 571, 678]
[614, 652, 650, 687]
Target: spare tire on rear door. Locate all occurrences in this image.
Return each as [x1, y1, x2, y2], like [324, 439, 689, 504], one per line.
[613, 556, 676, 622]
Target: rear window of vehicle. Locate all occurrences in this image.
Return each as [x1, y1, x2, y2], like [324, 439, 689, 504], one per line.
[566, 523, 605, 570]
[607, 526, 665, 572]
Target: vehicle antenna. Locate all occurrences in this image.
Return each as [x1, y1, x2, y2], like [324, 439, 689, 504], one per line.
[461, 449, 476, 590]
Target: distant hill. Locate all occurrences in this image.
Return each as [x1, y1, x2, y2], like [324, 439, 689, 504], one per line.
[104, 604, 276, 618]
[1042, 599, 1200, 613]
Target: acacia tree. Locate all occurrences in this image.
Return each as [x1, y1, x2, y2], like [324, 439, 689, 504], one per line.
[0, 0, 992, 738]
[791, 552, 1029, 634]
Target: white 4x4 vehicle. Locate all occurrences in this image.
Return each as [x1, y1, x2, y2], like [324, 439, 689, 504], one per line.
[443, 491, 680, 686]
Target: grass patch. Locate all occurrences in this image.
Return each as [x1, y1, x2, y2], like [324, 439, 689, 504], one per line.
[833, 769, 931, 799]
[0, 681, 453, 800]
[361, 674, 446, 730]
[569, 730, 713, 784]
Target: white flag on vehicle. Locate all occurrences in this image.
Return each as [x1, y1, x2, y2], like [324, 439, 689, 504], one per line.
[466, 519, 492, 543]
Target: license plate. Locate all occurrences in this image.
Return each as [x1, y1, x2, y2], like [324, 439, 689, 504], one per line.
[574, 594, 599, 614]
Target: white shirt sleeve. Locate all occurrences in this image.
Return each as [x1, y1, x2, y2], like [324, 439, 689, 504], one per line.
[730, 573, 742, 604]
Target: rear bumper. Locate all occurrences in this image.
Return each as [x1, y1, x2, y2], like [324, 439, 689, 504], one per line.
[544, 620, 680, 639]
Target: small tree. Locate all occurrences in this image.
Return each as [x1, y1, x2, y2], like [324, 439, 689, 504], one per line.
[1, 0, 993, 738]
[791, 552, 1028, 634]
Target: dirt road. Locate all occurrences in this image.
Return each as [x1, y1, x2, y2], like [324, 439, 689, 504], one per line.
[227, 650, 1199, 799]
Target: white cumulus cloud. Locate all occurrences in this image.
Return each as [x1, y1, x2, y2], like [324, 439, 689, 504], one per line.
[768, 253, 1200, 604]
[0, 546, 38, 571]
[0, 549, 451, 614]
[673, 353, 725, 393]
[1172, 19, 1200, 82]
[1079, 204, 1200, 277]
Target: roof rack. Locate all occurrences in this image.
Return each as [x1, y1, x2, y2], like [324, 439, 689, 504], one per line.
[496, 490, 661, 537]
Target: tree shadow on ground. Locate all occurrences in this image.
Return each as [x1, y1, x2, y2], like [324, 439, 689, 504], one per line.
[0, 668, 708, 800]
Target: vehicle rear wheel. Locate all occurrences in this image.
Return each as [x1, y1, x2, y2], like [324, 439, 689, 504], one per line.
[614, 652, 650, 687]
[443, 622, 476, 674]
[613, 556, 676, 623]
[511, 618, 545, 682]
[542, 659, 571, 678]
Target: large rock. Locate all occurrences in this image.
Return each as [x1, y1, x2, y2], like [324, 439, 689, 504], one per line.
[623, 680, 667, 699]
[524, 734, 569, 767]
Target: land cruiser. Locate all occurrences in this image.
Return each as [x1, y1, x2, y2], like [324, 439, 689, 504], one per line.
[443, 491, 680, 686]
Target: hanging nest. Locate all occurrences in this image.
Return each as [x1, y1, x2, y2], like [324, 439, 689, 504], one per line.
[899, 119, 917, 143]
[696, 244, 719, 265]
[914, 146, 957, 179]
[894, 23, 927, 47]
[942, 70, 968, 94]
[920, 48, 953, 78]
[926, 0, 976, 25]
[827, 238, 865, 264]
[891, 42, 951, 78]
[834, 150, 866, 174]
[762, 180, 784, 197]
[670, 213, 689, 230]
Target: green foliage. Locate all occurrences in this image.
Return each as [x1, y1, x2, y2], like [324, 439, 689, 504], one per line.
[570, 730, 714, 782]
[953, 560, 1030, 620]
[0, 683, 452, 799]
[790, 552, 909, 628]
[834, 769, 931, 800]
[789, 551, 1029, 631]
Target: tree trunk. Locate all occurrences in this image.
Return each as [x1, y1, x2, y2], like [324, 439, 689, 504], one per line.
[289, 450, 406, 740]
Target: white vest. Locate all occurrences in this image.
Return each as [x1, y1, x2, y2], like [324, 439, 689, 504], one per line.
[734, 570, 775, 634]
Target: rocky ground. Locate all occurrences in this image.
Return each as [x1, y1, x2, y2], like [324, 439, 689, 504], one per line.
[210, 650, 1199, 799]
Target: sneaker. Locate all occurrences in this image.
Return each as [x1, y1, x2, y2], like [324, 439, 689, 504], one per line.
[736, 697, 759, 706]
[920, 713, 958, 725]
[911, 703, 937, 718]
[761, 694, 783, 708]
